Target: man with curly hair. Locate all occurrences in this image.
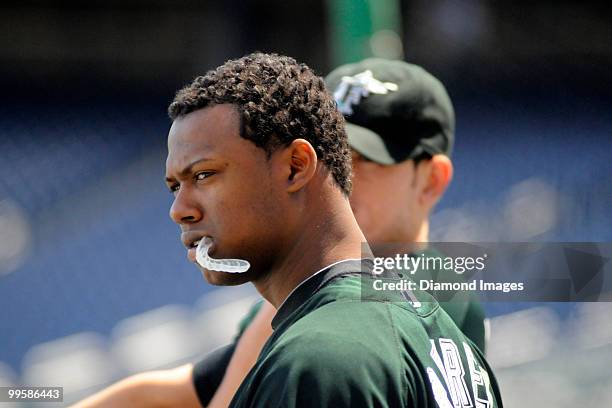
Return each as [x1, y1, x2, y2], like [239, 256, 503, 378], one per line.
[75, 53, 501, 407]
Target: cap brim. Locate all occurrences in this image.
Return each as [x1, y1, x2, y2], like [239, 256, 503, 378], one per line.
[345, 122, 396, 165]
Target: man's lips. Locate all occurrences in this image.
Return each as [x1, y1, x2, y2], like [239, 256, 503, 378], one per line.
[181, 231, 210, 263]
[181, 231, 206, 249]
[188, 247, 197, 263]
[186, 237, 216, 264]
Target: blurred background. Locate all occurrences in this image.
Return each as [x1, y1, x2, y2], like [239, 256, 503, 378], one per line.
[0, 0, 611, 406]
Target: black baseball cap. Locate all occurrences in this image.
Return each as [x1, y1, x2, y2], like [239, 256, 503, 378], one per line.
[325, 58, 455, 165]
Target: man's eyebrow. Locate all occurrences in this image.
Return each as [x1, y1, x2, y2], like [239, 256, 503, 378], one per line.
[165, 157, 214, 182]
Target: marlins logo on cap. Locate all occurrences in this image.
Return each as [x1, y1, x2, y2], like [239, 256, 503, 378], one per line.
[325, 59, 455, 164]
[333, 70, 398, 115]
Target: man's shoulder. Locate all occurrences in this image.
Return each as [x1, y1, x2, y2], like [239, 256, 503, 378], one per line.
[280, 287, 477, 364]
[265, 300, 419, 373]
[281, 276, 443, 349]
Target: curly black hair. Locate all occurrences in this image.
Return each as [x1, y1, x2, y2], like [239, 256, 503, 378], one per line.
[168, 52, 352, 195]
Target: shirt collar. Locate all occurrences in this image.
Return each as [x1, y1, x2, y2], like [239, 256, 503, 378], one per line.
[271, 258, 373, 330]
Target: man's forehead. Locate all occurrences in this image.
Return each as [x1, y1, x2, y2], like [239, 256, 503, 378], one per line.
[166, 105, 239, 164]
[169, 104, 239, 143]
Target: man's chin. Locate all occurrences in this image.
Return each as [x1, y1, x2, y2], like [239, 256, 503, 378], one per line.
[201, 268, 253, 286]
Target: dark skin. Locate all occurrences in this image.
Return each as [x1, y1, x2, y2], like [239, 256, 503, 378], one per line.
[165, 104, 365, 307]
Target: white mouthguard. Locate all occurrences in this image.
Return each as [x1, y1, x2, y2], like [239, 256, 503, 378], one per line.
[195, 237, 250, 273]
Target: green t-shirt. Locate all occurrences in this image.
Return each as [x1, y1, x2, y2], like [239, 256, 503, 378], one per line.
[229, 259, 502, 407]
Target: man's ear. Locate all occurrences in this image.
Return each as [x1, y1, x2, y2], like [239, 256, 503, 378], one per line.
[283, 139, 318, 193]
[420, 154, 453, 207]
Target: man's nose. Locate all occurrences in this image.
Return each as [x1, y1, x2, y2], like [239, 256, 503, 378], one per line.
[169, 188, 203, 225]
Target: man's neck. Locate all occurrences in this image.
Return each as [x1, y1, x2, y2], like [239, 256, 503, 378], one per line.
[253, 198, 365, 309]
[415, 220, 429, 242]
